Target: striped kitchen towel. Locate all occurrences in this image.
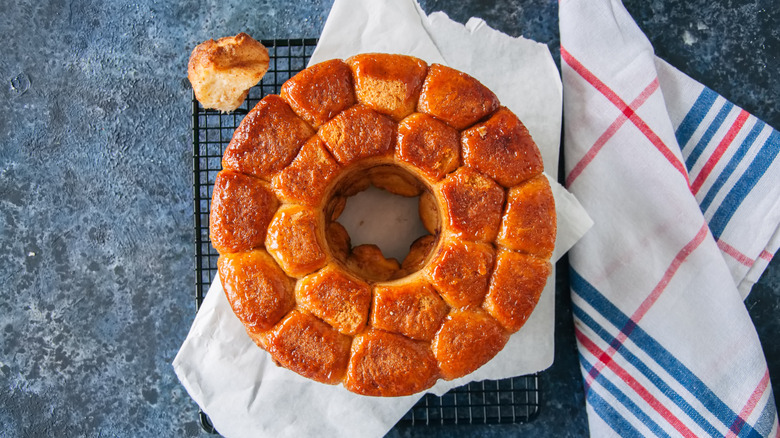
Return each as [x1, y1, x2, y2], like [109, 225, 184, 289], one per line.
[656, 59, 780, 299]
[560, 0, 779, 436]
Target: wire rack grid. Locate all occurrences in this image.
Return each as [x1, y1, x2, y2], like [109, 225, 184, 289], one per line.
[191, 38, 541, 433]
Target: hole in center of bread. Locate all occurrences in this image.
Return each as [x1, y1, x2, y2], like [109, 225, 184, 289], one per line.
[340, 186, 424, 260]
[325, 164, 439, 282]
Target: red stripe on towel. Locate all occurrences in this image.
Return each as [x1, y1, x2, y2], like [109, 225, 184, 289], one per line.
[561, 47, 690, 185]
[691, 110, 750, 194]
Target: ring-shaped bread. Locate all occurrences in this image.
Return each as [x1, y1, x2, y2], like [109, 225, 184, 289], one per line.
[210, 53, 556, 397]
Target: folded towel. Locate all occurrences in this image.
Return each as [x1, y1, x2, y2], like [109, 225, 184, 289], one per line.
[560, 0, 779, 435]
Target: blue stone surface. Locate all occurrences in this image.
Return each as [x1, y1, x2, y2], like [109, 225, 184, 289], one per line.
[0, 0, 776, 436]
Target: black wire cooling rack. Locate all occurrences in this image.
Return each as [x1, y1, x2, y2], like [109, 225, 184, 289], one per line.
[191, 38, 541, 433]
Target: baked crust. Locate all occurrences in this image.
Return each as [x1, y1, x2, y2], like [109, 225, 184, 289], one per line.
[209, 170, 278, 254]
[267, 310, 352, 385]
[281, 59, 356, 128]
[318, 105, 396, 165]
[418, 190, 440, 235]
[367, 166, 423, 197]
[346, 245, 401, 282]
[418, 64, 499, 130]
[371, 280, 449, 341]
[188, 33, 269, 112]
[344, 329, 439, 396]
[437, 167, 505, 243]
[484, 250, 551, 332]
[347, 53, 428, 121]
[271, 136, 341, 207]
[265, 205, 327, 278]
[396, 112, 460, 182]
[325, 222, 351, 262]
[462, 107, 544, 187]
[400, 235, 437, 275]
[497, 175, 557, 259]
[426, 237, 495, 308]
[223, 95, 314, 180]
[218, 250, 295, 333]
[432, 308, 509, 380]
[295, 265, 372, 336]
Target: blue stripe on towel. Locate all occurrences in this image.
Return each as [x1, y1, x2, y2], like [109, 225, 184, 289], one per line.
[579, 354, 672, 438]
[699, 120, 765, 213]
[675, 87, 718, 149]
[685, 101, 734, 171]
[573, 303, 719, 436]
[586, 384, 644, 437]
[709, 129, 780, 240]
[570, 268, 759, 436]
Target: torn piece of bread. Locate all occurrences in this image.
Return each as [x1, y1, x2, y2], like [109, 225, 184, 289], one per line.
[188, 33, 269, 112]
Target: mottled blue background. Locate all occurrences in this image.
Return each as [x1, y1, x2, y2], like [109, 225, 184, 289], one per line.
[0, 0, 777, 436]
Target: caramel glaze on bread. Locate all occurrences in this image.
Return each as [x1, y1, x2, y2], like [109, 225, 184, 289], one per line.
[209, 53, 556, 397]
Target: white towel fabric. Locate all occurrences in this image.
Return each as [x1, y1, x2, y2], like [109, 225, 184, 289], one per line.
[560, 0, 779, 436]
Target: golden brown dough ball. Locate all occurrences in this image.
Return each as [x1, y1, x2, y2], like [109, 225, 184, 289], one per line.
[188, 33, 269, 112]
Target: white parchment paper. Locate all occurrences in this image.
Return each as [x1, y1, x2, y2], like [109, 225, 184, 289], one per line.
[174, 1, 594, 437]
